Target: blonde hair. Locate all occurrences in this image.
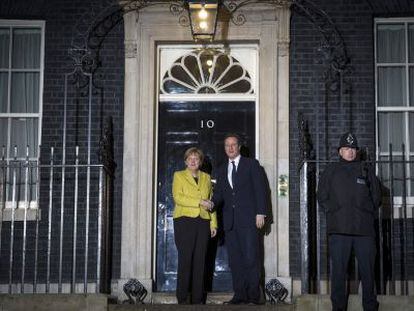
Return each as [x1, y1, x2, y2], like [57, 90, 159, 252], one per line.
[184, 147, 204, 164]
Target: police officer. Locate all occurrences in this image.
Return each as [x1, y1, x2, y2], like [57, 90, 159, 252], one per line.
[317, 132, 381, 311]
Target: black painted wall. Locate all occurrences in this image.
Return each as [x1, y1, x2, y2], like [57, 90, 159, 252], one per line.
[1, 0, 413, 288]
[289, 0, 414, 280]
[0, 0, 124, 282]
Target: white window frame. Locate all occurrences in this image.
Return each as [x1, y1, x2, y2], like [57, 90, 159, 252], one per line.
[0, 20, 45, 216]
[375, 17, 414, 209]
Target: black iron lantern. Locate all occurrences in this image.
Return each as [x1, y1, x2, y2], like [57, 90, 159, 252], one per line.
[187, 0, 219, 41]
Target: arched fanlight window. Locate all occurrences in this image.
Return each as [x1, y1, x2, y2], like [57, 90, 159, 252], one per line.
[161, 49, 253, 94]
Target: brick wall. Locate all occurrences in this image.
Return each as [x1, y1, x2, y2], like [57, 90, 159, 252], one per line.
[0, 0, 124, 283]
[289, 0, 376, 278]
[289, 0, 414, 279]
[2, 0, 412, 289]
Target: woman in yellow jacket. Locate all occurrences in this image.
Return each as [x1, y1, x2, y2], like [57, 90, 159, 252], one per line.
[172, 147, 217, 304]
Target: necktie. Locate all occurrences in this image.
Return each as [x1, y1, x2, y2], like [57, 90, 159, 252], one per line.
[231, 161, 236, 188]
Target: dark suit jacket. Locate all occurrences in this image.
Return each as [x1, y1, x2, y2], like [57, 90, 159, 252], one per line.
[212, 156, 267, 231]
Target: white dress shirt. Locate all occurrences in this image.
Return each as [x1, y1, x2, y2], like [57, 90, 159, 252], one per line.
[227, 155, 241, 188]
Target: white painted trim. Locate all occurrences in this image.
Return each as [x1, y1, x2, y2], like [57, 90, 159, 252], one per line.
[155, 44, 259, 279]
[376, 63, 414, 66]
[378, 152, 414, 156]
[0, 113, 41, 117]
[159, 93, 257, 102]
[375, 17, 414, 23]
[377, 107, 414, 112]
[0, 20, 46, 27]
[0, 68, 42, 72]
[2, 201, 38, 209]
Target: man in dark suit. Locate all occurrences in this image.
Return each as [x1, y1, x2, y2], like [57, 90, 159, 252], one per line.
[211, 133, 267, 305]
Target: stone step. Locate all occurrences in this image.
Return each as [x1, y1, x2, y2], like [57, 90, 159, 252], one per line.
[110, 293, 414, 311]
[151, 292, 233, 304]
[108, 303, 293, 311]
[1, 293, 412, 311]
[110, 292, 293, 310]
[295, 294, 414, 311]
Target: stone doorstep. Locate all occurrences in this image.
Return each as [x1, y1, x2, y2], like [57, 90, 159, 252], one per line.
[150, 292, 286, 305]
[295, 294, 414, 311]
[151, 292, 234, 304]
[146, 294, 414, 310]
[1, 293, 412, 311]
[110, 292, 293, 310]
[109, 304, 293, 311]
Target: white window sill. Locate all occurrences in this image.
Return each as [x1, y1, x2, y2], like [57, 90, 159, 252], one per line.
[382, 196, 414, 219]
[1, 201, 41, 221]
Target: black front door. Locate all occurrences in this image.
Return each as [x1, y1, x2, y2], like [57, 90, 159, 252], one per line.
[156, 100, 255, 292]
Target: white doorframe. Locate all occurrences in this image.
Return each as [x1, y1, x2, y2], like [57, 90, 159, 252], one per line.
[118, 4, 291, 301]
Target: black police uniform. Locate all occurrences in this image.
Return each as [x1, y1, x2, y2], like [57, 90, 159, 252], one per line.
[317, 133, 381, 311]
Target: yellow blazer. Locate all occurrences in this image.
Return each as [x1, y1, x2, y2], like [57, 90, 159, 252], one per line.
[172, 169, 217, 229]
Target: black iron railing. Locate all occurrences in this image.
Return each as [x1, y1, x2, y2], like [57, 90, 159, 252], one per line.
[0, 137, 114, 294]
[299, 150, 414, 295]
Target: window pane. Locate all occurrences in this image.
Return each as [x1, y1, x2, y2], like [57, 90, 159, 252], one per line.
[410, 113, 414, 152]
[377, 156, 389, 192]
[410, 67, 414, 106]
[170, 64, 197, 88]
[377, 24, 405, 63]
[378, 67, 406, 106]
[410, 156, 414, 196]
[12, 28, 41, 69]
[0, 118, 7, 152]
[378, 155, 405, 196]
[11, 72, 39, 113]
[0, 73, 7, 112]
[379, 155, 405, 196]
[378, 112, 405, 153]
[409, 24, 414, 62]
[0, 28, 10, 68]
[10, 118, 38, 158]
[6, 160, 38, 202]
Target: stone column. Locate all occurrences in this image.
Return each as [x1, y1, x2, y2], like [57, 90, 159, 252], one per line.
[118, 10, 154, 301]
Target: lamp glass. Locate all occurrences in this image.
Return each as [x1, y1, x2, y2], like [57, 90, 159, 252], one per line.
[188, 1, 218, 41]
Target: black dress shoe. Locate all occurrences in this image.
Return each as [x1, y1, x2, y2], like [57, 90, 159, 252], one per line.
[223, 298, 246, 305]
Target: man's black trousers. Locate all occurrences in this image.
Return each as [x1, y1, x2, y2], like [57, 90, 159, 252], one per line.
[226, 226, 261, 303]
[329, 234, 378, 311]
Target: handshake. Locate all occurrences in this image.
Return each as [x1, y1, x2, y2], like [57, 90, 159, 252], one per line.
[200, 199, 214, 212]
